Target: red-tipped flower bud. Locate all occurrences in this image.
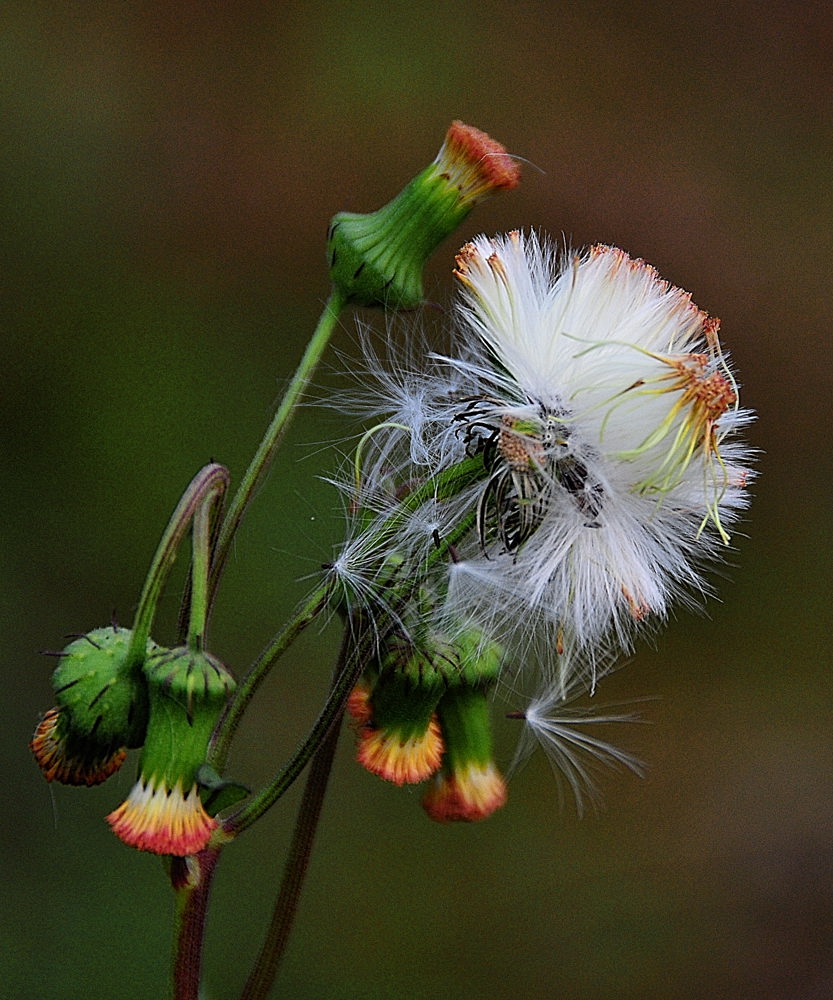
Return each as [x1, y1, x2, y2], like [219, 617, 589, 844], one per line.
[422, 629, 507, 822]
[422, 685, 507, 823]
[107, 646, 235, 857]
[31, 625, 156, 786]
[327, 121, 520, 309]
[352, 634, 452, 785]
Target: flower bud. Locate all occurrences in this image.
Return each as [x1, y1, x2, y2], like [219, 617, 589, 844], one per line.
[351, 634, 450, 785]
[327, 121, 520, 309]
[107, 647, 235, 856]
[31, 625, 156, 786]
[421, 629, 507, 822]
[422, 685, 507, 822]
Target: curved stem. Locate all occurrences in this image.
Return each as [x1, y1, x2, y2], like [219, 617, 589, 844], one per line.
[187, 497, 212, 653]
[238, 631, 352, 1000]
[128, 463, 229, 665]
[207, 288, 347, 622]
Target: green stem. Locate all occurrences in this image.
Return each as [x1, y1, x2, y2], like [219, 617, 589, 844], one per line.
[238, 631, 352, 1000]
[187, 496, 213, 653]
[207, 288, 347, 621]
[357, 452, 485, 547]
[221, 621, 369, 837]
[208, 580, 334, 774]
[127, 463, 229, 666]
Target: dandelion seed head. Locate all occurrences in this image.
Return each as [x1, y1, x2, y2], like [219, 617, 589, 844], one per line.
[330, 228, 754, 697]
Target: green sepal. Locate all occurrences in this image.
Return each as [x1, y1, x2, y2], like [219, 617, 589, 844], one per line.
[327, 163, 471, 310]
[364, 634, 451, 739]
[448, 628, 504, 688]
[195, 764, 250, 815]
[138, 647, 235, 790]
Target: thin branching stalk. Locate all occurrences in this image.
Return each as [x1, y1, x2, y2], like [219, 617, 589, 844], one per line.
[171, 848, 221, 1000]
[238, 630, 353, 1000]
[173, 387, 489, 998]
[221, 633, 366, 837]
[187, 497, 213, 653]
[207, 580, 334, 774]
[206, 288, 347, 622]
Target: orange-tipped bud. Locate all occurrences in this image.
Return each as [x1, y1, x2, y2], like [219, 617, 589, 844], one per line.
[327, 121, 520, 309]
[346, 682, 374, 727]
[107, 647, 235, 856]
[106, 777, 217, 857]
[422, 761, 507, 822]
[30, 625, 157, 787]
[31, 707, 127, 786]
[356, 715, 444, 786]
[422, 676, 506, 822]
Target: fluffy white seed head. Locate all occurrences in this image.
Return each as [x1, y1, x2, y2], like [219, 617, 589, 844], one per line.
[439, 232, 753, 656]
[329, 230, 753, 692]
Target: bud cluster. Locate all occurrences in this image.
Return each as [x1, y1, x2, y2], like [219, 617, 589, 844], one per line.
[32, 627, 236, 856]
[347, 624, 508, 821]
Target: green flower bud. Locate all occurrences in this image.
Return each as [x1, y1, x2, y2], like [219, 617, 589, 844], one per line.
[31, 625, 157, 786]
[422, 684, 507, 823]
[107, 647, 235, 856]
[421, 629, 507, 822]
[349, 633, 454, 786]
[327, 121, 520, 309]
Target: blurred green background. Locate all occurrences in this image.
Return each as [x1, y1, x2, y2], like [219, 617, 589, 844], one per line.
[3, 2, 830, 998]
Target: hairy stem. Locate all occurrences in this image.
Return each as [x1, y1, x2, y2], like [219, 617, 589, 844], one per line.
[170, 848, 222, 1000]
[238, 632, 352, 1000]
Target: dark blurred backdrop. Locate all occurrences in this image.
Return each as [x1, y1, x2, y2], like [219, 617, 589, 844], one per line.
[3, 2, 831, 998]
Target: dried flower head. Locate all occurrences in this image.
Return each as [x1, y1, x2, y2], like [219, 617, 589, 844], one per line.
[335, 231, 753, 689]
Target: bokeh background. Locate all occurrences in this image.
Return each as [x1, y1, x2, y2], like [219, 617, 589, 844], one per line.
[3, 2, 830, 998]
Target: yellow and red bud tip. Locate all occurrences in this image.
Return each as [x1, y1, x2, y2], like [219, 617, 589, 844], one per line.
[106, 776, 217, 856]
[435, 121, 521, 204]
[346, 682, 374, 727]
[421, 761, 508, 823]
[30, 707, 127, 786]
[356, 715, 444, 786]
